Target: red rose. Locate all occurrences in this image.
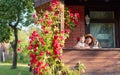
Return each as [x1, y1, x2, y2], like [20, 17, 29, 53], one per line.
[60, 30, 64, 34]
[45, 63, 48, 67]
[35, 21, 38, 24]
[75, 13, 80, 19]
[30, 40, 33, 44]
[49, 6, 54, 11]
[54, 35, 58, 39]
[17, 48, 21, 52]
[41, 26, 45, 30]
[32, 31, 39, 37]
[35, 43, 39, 47]
[39, 38, 43, 42]
[41, 41, 45, 46]
[17, 40, 21, 44]
[52, 0, 59, 4]
[46, 50, 51, 55]
[60, 44, 64, 47]
[44, 30, 49, 34]
[74, 19, 79, 25]
[47, 19, 52, 26]
[33, 13, 37, 18]
[65, 29, 70, 33]
[58, 55, 62, 59]
[28, 45, 33, 50]
[39, 18, 43, 22]
[30, 54, 37, 64]
[33, 67, 39, 74]
[54, 11, 59, 16]
[53, 49, 60, 55]
[45, 13, 48, 18]
[30, 53, 37, 58]
[34, 47, 38, 52]
[59, 36, 64, 40]
[37, 61, 43, 67]
[40, 51, 44, 56]
[70, 13, 74, 18]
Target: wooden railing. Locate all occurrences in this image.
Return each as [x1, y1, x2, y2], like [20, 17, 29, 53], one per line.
[62, 48, 120, 75]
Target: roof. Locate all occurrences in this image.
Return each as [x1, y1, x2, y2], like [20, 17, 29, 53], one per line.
[34, 0, 52, 7]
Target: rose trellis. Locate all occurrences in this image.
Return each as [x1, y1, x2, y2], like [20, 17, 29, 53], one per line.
[27, 0, 84, 75]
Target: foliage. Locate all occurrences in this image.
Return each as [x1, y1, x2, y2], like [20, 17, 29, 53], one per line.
[26, 0, 84, 75]
[0, 0, 34, 68]
[17, 30, 30, 63]
[0, 0, 34, 42]
[17, 27, 39, 64]
[64, 8, 80, 30]
[7, 27, 36, 64]
[0, 0, 34, 24]
[0, 25, 12, 42]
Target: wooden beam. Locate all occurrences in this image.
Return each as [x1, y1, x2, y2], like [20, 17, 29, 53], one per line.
[34, 0, 52, 7]
[65, 0, 120, 7]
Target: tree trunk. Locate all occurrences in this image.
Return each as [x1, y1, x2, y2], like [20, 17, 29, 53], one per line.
[11, 27, 18, 69]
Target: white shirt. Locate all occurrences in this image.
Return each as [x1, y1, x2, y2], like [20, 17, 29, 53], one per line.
[77, 41, 86, 47]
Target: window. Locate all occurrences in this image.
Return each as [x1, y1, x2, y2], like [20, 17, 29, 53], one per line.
[90, 11, 114, 19]
[90, 11, 115, 48]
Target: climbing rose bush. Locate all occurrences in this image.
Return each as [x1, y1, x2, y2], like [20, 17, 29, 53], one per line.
[27, 0, 84, 75]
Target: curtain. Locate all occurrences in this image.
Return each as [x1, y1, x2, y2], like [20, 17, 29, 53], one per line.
[90, 23, 102, 39]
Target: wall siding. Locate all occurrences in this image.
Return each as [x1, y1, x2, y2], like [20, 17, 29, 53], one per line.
[65, 6, 85, 48]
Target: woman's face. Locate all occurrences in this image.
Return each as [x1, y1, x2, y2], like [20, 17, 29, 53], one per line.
[85, 37, 92, 44]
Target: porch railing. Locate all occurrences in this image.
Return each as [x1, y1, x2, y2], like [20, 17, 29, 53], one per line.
[62, 48, 120, 75]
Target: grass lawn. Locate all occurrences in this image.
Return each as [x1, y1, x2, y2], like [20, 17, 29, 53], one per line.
[0, 63, 32, 75]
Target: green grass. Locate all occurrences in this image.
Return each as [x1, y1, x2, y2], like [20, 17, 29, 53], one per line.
[0, 63, 32, 75]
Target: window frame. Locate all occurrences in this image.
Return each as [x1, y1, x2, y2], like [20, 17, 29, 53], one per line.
[85, 7, 118, 48]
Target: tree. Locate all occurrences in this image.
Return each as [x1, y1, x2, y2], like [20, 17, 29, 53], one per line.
[0, 0, 34, 69]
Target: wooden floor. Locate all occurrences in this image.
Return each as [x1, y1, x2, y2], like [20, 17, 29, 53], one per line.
[62, 48, 120, 75]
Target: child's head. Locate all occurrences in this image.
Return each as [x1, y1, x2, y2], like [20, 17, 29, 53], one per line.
[80, 35, 85, 43]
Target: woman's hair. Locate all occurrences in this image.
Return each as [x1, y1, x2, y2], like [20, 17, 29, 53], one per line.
[85, 37, 93, 45]
[94, 40, 101, 48]
[85, 34, 95, 46]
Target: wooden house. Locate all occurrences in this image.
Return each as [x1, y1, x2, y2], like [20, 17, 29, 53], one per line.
[34, 0, 120, 74]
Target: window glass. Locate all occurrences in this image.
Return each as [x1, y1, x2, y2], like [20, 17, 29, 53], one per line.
[90, 11, 114, 19]
[90, 23, 115, 48]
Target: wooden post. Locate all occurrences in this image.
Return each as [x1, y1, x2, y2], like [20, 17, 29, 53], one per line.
[60, 1, 64, 31]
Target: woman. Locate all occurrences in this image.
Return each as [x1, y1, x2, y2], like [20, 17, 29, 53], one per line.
[85, 34, 101, 48]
